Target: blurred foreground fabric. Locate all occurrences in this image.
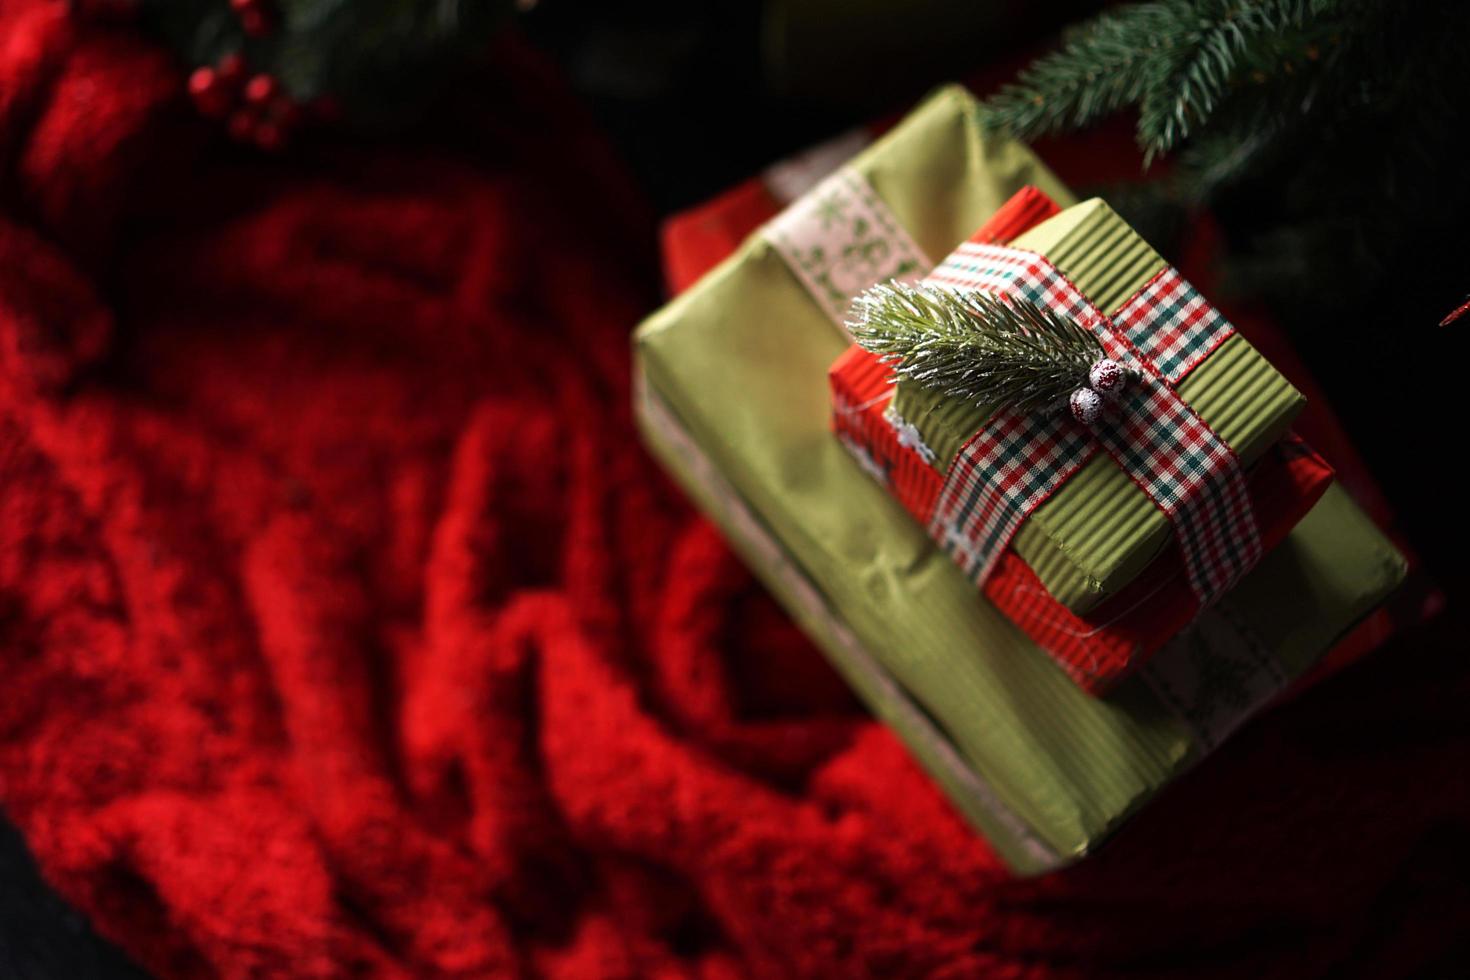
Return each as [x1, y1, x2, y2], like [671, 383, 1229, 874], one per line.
[1, 3, 1468, 976]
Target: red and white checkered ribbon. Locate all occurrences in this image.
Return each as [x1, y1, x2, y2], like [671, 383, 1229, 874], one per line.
[925, 242, 1261, 608]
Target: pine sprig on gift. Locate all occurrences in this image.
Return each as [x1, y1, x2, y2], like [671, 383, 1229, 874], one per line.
[850, 283, 1103, 415]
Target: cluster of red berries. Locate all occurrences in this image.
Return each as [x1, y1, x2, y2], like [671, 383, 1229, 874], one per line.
[228, 0, 276, 38]
[187, 55, 302, 151]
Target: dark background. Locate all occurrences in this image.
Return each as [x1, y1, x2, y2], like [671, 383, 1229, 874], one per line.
[4, 1, 1466, 975]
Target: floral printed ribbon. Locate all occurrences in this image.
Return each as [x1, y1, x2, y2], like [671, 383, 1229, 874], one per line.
[764, 168, 931, 327]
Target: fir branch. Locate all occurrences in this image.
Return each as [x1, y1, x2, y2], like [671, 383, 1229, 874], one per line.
[1136, 0, 1321, 162]
[982, 2, 1198, 140]
[849, 283, 1103, 415]
[982, 0, 1333, 163]
[984, 0, 1470, 321]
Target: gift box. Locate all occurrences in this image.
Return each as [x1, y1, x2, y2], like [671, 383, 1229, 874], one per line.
[828, 186, 1337, 692]
[633, 85, 1408, 874]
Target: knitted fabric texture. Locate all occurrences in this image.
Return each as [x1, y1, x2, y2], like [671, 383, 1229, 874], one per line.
[0, 3, 1468, 976]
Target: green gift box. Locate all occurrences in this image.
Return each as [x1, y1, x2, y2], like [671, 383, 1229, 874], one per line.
[633, 86, 1406, 873]
[888, 198, 1308, 614]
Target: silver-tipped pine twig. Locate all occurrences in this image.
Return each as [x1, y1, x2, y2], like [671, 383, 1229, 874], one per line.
[849, 282, 1104, 415]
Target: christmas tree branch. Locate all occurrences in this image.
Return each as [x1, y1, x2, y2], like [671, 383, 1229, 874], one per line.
[1137, 1, 1326, 162]
[981, 3, 1193, 141]
[982, 0, 1334, 163]
[849, 283, 1103, 415]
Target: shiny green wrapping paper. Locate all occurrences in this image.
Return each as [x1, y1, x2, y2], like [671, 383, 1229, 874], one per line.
[633, 86, 1406, 873]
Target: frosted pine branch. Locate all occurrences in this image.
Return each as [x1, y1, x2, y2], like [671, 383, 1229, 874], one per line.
[849, 282, 1103, 416]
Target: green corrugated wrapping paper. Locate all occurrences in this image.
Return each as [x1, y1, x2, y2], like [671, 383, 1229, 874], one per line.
[633, 86, 1406, 873]
[891, 199, 1307, 613]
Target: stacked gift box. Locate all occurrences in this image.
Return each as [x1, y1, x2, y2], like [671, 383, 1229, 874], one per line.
[828, 184, 1342, 694]
[635, 86, 1413, 874]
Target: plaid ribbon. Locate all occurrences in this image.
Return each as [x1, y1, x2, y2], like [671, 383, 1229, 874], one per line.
[925, 243, 1261, 608]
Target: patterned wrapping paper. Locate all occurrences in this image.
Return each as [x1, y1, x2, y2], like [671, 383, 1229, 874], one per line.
[633, 86, 1407, 873]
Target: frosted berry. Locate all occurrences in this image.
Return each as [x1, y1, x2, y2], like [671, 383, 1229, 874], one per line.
[1069, 387, 1104, 425]
[1088, 358, 1128, 400]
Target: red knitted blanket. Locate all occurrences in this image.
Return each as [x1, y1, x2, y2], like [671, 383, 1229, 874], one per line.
[1, 4, 1467, 976]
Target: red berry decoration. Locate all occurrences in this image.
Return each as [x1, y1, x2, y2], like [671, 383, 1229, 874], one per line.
[241, 9, 270, 35]
[217, 52, 247, 88]
[231, 0, 276, 37]
[227, 109, 257, 143]
[187, 67, 231, 118]
[187, 66, 216, 96]
[1088, 357, 1130, 400]
[1069, 387, 1104, 425]
[186, 54, 310, 153]
[244, 74, 279, 105]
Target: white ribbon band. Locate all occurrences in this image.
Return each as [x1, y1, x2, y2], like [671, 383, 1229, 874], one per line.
[763, 167, 932, 328]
